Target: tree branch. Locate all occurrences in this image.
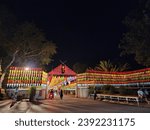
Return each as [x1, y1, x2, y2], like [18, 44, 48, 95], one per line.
[4, 50, 19, 72]
[0, 50, 19, 88]
[24, 51, 42, 58]
[24, 49, 41, 56]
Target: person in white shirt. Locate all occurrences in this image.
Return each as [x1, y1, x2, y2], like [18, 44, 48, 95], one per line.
[137, 88, 144, 101]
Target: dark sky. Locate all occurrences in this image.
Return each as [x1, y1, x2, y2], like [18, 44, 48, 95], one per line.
[1, 0, 140, 69]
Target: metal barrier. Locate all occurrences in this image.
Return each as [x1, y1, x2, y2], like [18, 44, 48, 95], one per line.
[97, 94, 139, 106]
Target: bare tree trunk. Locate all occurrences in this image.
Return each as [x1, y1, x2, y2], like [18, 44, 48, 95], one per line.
[0, 50, 19, 88]
[0, 73, 6, 88]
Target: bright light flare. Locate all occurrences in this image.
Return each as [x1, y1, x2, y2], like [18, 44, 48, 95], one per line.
[25, 67, 29, 70]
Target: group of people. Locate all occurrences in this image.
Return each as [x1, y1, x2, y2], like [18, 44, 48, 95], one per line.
[48, 89, 63, 100]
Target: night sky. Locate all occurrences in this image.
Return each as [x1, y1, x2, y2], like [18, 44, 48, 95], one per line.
[1, 0, 141, 69]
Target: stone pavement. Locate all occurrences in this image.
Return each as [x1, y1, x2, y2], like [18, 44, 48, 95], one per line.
[0, 95, 150, 113]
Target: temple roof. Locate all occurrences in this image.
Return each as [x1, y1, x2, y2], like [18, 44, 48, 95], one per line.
[49, 64, 76, 76]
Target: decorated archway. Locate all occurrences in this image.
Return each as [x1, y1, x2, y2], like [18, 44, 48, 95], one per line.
[48, 64, 76, 95]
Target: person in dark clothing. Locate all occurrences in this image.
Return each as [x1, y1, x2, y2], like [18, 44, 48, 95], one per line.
[10, 92, 17, 108]
[94, 89, 97, 100]
[60, 89, 63, 100]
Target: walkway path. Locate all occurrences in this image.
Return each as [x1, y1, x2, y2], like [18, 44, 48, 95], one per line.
[0, 95, 150, 113]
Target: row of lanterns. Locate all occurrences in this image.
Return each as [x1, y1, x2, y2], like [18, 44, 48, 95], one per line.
[7, 67, 48, 88]
[77, 70, 150, 85]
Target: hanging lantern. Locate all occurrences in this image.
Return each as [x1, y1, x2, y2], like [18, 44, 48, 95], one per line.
[61, 64, 65, 74]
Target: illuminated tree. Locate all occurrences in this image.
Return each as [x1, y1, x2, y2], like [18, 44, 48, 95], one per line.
[0, 8, 57, 88]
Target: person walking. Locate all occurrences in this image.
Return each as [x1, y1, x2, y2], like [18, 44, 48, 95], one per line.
[10, 92, 17, 108]
[60, 89, 63, 100]
[94, 89, 97, 100]
[144, 89, 149, 104]
[144, 89, 149, 98]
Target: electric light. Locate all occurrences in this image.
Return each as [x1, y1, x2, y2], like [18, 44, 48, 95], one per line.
[25, 67, 29, 70]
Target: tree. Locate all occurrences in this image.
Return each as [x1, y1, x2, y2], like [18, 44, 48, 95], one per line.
[95, 60, 113, 72]
[29, 86, 36, 102]
[73, 62, 87, 73]
[101, 85, 116, 94]
[94, 60, 129, 72]
[0, 9, 57, 88]
[10, 22, 57, 66]
[119, 0, 150, 67]
[0, 6, 17, 89]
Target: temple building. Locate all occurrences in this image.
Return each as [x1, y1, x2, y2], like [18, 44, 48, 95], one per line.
[3, 64, 150, 99]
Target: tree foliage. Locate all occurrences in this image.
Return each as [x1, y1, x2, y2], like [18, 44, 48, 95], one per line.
[0, 7, 57, 88]
[9, 22, 57, 66]
[119, 0, 150, 67]
[94, 60, 129, 72]
[73, 62, 87, 73]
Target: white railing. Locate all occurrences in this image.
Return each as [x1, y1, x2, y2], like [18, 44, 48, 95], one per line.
[96, 94, 140, 106]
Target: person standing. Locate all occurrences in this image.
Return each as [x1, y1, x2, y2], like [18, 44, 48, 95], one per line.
[60, 89, 63, 100]
[137, 88, 145, 102]
[48, 89, 54, 99]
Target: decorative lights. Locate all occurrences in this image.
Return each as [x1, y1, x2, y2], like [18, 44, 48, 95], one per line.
[77, 68, 150, 86]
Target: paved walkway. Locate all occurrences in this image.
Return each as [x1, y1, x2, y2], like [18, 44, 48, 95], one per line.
[0, 95, 150, 113]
